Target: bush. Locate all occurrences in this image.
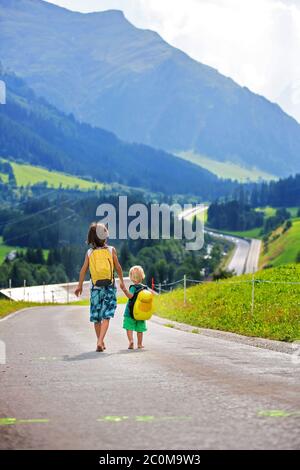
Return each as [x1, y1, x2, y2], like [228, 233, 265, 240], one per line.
[213, 269, 234, 280]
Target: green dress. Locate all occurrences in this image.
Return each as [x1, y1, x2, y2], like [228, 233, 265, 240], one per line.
[123, 284, 147, 333]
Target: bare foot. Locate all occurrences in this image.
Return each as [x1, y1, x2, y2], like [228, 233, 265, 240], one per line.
[96, 345, 104, 352]
[128, 342, 134, 350]
[138, 344, 144, 349]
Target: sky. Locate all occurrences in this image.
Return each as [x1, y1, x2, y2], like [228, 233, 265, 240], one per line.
[44, 0, 300, 122]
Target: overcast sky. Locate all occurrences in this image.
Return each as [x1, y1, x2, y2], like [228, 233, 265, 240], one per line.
[45, 0, 300, 122]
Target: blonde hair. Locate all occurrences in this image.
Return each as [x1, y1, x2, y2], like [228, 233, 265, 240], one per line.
[129, 265, 145, 283]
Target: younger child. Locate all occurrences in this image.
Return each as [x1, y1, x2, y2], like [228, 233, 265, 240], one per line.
[121, 265, 147, 349]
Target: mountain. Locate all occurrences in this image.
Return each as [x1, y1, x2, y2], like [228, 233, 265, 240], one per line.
[0, 70, 236, 197]
[276, 80, 300, 126]
[1, 0, 300, 178]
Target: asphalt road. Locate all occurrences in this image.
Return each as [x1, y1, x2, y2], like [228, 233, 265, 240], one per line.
[245, 239, 262, 274]
[226, 237, 250, 276]
[0, 306, 299, 450]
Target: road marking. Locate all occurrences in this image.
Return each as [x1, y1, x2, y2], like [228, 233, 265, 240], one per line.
[97, 416, 129, 422]
[97, 415, 192, 423]
[258, 410, 300, 418]
[0, 418, 16, 426]
[0, 418, 49, 426]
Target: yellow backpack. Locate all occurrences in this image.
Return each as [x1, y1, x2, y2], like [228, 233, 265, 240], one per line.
[133, 288, 154, 321]
[89, 247, 114, 287]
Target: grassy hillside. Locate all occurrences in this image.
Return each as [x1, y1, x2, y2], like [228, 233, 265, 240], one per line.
[0, 237, 49, 265]
[0, 172, 9, 183]
[0, 71, 232, 199]
[214, 207, 299, 240]
[9, 161, 104, 190]
[155, 264, 300, 342]
[177, 152, 276, 182]
[260, 219, 300, 268]
[210, 227, 263, 239]
[0, 236, 19, 264]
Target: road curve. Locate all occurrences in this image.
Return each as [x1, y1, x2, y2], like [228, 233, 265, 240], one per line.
[226, 237, 251, 276]
[206, 231, 251, 276]
[245, 239, 262, 274]
[0, 306, 299, 450]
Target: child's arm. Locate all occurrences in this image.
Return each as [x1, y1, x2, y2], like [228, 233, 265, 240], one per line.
[112, 247, 126, 291]
[122, 287, 134, 299]
[75, 254, 89, 297]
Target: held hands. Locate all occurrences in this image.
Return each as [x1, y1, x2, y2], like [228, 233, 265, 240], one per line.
[74, 285, 82, 297]
[119, 281, 126, 292]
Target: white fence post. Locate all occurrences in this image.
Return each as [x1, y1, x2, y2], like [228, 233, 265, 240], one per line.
[158, 283, 161, 295]
[251, 272, 255, 316]
[23, 279, 26, 302]
[184, 274, 187, 306]
[8, 278, 12, 303]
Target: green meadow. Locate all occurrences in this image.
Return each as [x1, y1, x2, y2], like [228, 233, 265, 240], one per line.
[260, 219, 300, 268]
[155, 264, 300, 342]
[177, 151, 276, 182]
[8, 160, 104, 190]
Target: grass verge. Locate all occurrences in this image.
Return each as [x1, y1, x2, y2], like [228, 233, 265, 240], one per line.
[0, 296, 129, 319]
[0, 300, 55, 319]
[155, 264, 300, 342]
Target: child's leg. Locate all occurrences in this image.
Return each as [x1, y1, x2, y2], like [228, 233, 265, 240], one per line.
[98, 319, 110, 348]
[137, 332, 144, 348]
[127, 330, 134, 349]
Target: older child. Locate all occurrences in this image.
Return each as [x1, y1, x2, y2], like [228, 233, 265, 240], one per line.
[121, 265, 147, 349]
[75, 222, 125, 352]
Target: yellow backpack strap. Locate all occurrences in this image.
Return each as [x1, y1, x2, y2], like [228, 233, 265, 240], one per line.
[107, 246, 114, 281]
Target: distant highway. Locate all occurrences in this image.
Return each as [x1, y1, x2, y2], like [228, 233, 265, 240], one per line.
[246, 239, 262, 274]
[206, 230, 262, 275]
[179, 206, 261, 275]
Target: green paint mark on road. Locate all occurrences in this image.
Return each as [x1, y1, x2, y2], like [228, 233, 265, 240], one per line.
[18, 419, 49, 424]
[258, 410, 300, 418]
[160, 416, 192, 422]
[0, 418, 49, 426]
[135, 416, 155, 422]
[97, 416, 129, 422]
[97, 415, 192, 424]
[136, 416, 191, 423]
[0, 418, 16, 426]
